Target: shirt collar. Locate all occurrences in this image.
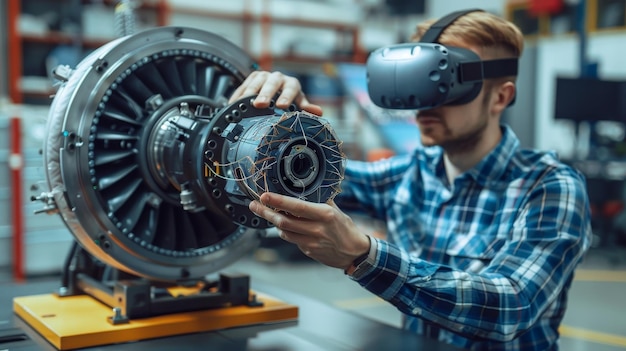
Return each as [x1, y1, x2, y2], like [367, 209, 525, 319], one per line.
[467, 125, 519, 186]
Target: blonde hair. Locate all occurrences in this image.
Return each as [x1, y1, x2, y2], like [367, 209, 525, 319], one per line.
[411, 11, 524, 60]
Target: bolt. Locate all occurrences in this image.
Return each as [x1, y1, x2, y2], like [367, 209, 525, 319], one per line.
[113, 307, 122, 319]
[110, 307, 129, 325]
[180, 102, 192, 116]
[146, 94, 164, 111]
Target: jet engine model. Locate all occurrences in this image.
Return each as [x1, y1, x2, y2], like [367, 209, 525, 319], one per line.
[32, 26, 344, 300]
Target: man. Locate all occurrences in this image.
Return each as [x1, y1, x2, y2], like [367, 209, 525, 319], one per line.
[229, 10, 591, 351]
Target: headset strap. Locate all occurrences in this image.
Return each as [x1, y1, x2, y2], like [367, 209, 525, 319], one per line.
[459, 58, 519, 83]
[419, 9, 484, 43]
[421, 9, 519, 81]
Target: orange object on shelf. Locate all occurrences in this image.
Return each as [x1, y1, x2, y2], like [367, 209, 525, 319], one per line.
[528, 0, 564, 16]
[367, 148, 395, 162]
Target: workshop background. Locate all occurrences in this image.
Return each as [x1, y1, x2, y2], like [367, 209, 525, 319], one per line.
[0, 0, 625, 350]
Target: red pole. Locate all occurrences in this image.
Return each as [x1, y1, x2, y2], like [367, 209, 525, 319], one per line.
[10, 117, 24, 282]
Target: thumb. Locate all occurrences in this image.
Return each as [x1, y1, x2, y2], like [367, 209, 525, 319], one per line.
[297, 95, 323, 116]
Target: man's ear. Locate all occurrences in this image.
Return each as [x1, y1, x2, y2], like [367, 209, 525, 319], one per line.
[491, 81, 516, 115]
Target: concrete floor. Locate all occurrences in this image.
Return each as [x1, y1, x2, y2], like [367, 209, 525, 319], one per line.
[1, 245, 624, 350]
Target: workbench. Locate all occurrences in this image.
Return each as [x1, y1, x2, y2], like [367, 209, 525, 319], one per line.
[1, 279, 462, 351]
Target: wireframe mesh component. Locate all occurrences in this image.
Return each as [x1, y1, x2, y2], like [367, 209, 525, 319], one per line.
[226, 112, 344, 203]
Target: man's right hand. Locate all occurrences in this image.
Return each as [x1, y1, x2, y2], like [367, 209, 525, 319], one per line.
[229, 71, 323, 116]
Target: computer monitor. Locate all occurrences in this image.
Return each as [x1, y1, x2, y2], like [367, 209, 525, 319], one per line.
[554, 76, 626, 122]
[385, 0, 425, 15]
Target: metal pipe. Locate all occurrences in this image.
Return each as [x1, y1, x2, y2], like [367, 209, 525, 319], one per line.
[576, 0, 594, 77]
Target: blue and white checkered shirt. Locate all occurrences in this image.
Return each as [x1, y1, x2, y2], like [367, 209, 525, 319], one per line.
[336, 125, 592, 350]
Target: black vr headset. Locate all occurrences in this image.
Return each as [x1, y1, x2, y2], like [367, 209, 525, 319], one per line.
[366, 9, 518, 110]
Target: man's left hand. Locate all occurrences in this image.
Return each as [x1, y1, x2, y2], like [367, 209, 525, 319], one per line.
[249, 192, 370, 270]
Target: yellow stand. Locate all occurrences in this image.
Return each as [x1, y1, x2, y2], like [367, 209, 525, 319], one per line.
[14, 292, 298, 350]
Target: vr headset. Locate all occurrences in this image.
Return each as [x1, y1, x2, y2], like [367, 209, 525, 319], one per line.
[366, 9, 518, 110]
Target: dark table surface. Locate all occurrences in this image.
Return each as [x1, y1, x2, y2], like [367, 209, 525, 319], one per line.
[0, 278, 462, 351]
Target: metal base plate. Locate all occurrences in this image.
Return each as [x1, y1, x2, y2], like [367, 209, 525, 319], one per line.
[13, 292, 298, 350]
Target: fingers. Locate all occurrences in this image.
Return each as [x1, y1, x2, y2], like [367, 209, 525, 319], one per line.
[249, 193, 329, 231]
[249, 199, 321, 255]
[278, 229, 313, 247]
[258, 72, 296, 108]
[248, 196, 357, 269]
[248, 199, 300, 228]
[229, 71, 324, 116]
[267, 76, 323, 115]
[277, 229, 323, 258]
[256, 192, 330, 221]
[229, 71, 276, 104]
[249, 199, 284, 228]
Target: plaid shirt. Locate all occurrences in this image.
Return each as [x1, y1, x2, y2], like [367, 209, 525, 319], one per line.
[336, 125, 592, 350]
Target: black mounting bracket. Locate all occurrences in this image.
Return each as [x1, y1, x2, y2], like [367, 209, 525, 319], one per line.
[58, 241, 263, 322]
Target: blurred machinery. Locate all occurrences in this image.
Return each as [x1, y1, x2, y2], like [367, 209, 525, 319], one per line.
[555, 76, 626, 250]
[15, 26, 345, 349]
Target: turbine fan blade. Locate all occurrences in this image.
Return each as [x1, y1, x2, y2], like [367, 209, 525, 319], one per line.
[134, 61, 175, 99]
[98, 163, 138, 190]
[96, 131, 139, 141]
[94, 150, 135, 166]
[103, 107, 143, 126]
[205, 66, 217, 97]
[154, 204, 177, 250]
[190, 211, 229, 247]
[118, 192, 149, 233]
[213, 74, 233, 99]
[122, 74, 155, 103]
[198, 65, 215, 97]
[111, 88, 144, 120]
[156, 58, 185, 96]
[106, 178, 143, 213]
[178, 213, 199, 250]
[133, 195, 161, 245]
[178, 58, 197, 95]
